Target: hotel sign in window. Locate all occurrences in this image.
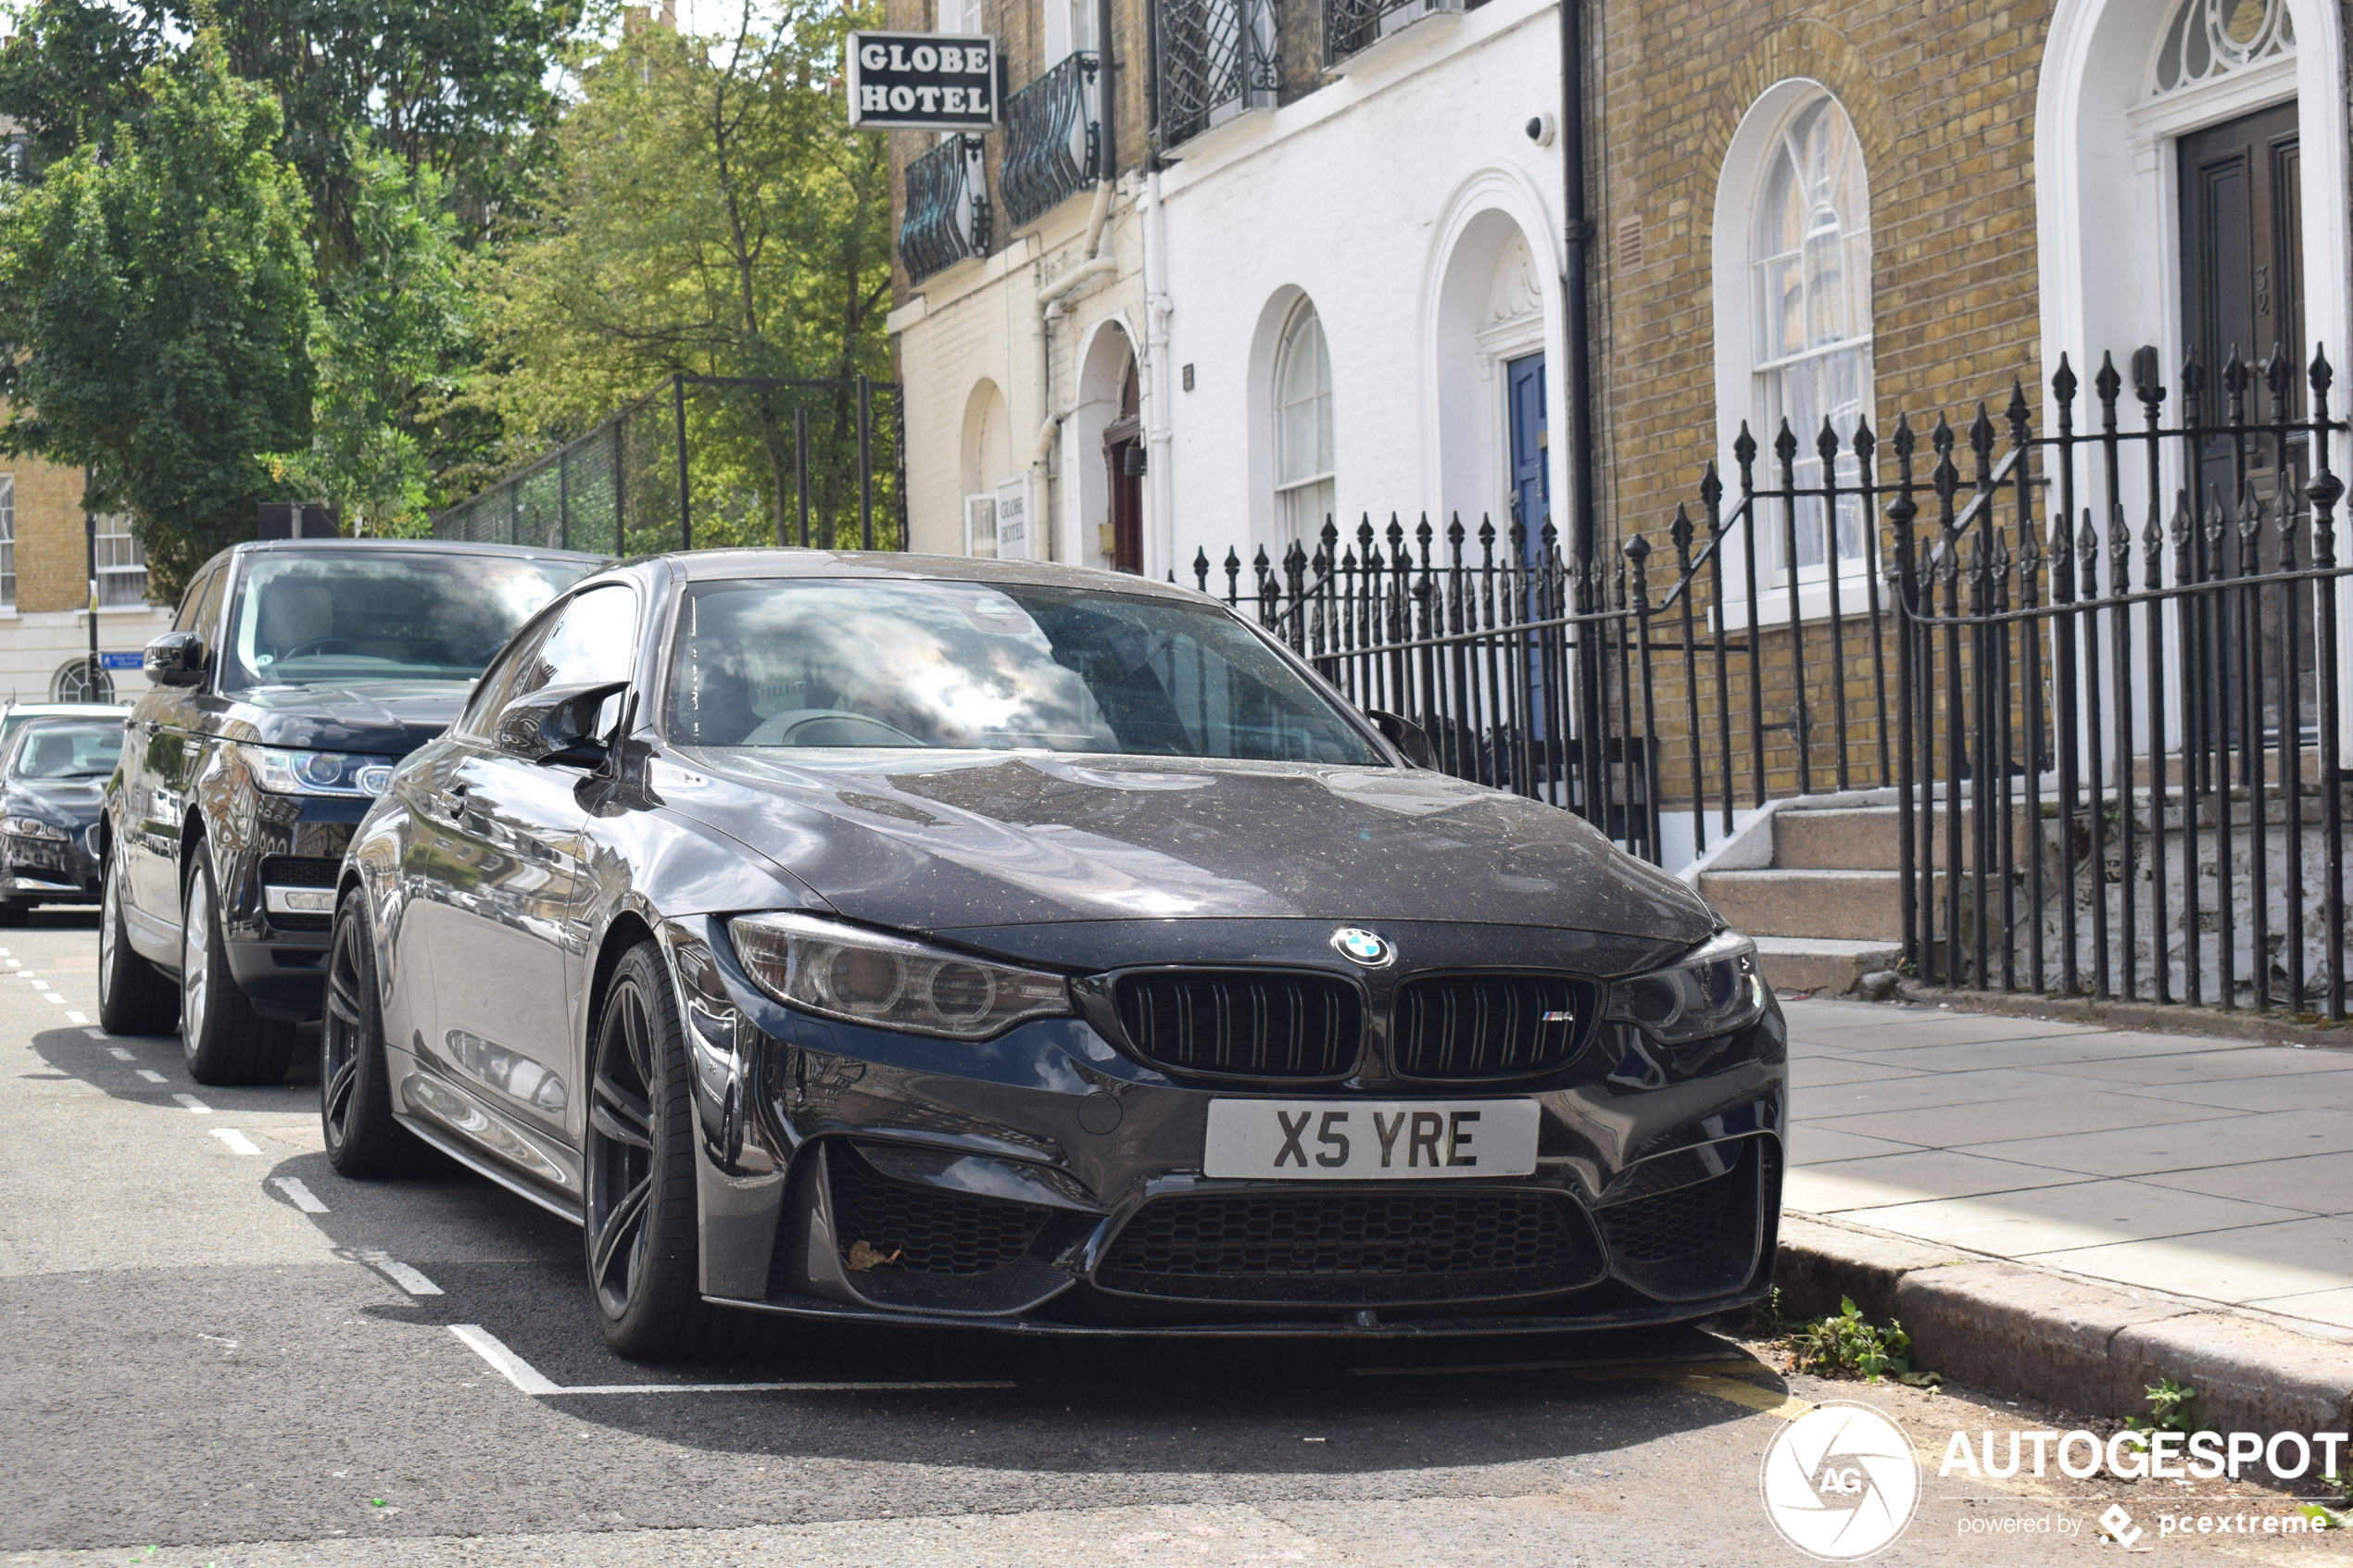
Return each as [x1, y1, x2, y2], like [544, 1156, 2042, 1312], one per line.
[94, 515, 148, 607]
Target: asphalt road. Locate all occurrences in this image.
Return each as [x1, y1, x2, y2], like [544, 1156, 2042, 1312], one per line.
[2, 911, 2344, 1567]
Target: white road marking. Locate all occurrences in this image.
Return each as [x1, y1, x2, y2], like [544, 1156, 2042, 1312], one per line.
[271, 1176, 328, 1213]
[82, 1028, 109, 1040]
[134, 1069, 165, 1083]
[210, 1128, 261, 1156]
[109, 1048, 134, 1062]
[171, 1093, 210, 1113]
[66, 1010, 86, 1023]
[359, 1251, 443, 1297]
[444, 1323, 1014, 1397]
[42, 992, 64, 1004]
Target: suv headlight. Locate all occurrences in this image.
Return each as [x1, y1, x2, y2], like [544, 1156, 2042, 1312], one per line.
[237, 745, 396, 797]
[2, 815, 66, 841]
[727, 911, 1072, 1041]
[1606, 931, 1768, 1046]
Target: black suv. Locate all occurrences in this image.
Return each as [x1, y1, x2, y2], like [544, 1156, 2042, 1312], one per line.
[100, 539, 605, 1083]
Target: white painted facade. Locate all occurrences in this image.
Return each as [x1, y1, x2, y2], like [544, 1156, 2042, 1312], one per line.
[0, 608, 167, 707]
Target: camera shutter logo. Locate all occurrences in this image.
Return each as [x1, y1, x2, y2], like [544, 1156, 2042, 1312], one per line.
[1759, 1401, 1921, 1559]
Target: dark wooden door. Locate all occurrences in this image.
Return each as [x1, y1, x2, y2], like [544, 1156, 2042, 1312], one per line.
[2178, 100, 2312, 746]
[1102, 363, 1143, 574]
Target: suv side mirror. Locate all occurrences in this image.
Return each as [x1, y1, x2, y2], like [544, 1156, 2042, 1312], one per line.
[1365, 709, 1434, 769]
[144, 632, 206, 687]
[495, 679, 628, 768]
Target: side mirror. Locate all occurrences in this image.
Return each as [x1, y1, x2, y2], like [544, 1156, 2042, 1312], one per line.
[1366, 709, 1434, 769]
[144, 632, 206, 687]
[495, 680, 629, 768]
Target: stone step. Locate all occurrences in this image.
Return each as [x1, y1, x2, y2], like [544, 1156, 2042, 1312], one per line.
[1771, 808, 1900, 872]
[1752, 936, 1902, 997]
[1699, 868, 1904, 943]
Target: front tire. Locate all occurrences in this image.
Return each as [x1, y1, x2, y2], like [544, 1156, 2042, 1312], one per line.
[181, 844, 294, 1085]
[321, 887, 419, 1176]
[0, 899, 30, 928]
[98, 843, 177, 1035]
[584, 941, 727, 1361]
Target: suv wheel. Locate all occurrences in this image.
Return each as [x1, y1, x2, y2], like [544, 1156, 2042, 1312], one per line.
[181, 844, 294, 1085]
[97, 842, 177, 1035]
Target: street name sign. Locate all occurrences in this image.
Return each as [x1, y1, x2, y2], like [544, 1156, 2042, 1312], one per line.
[846, 32, 998, 131]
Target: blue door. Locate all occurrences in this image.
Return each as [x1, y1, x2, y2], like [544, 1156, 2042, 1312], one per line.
[1506, 352, 1549, 563]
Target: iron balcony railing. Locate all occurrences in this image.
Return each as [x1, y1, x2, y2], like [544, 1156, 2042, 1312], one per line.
[900, 135, 989, 283]
[1002, 52, 1099, 230]
[1325, 0, 1464, 69]
[1155, 0, 1278, 150]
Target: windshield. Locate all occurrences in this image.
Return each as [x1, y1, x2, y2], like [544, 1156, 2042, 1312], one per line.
[664, 580, 1380, 765]
[224, 553, 595, 691]
[7, 721, 120, 780]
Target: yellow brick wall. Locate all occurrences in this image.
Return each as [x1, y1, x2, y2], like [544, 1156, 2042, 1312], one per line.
[5, 452, 93, 614]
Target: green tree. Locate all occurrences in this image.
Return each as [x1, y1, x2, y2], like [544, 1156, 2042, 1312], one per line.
[0, 31, 317, 597]
[470, 0, 893, 546]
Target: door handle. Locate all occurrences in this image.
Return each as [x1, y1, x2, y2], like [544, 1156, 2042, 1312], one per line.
[431, 781, 469, 822]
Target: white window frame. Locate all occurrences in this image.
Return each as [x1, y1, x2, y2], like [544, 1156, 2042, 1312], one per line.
[1711, 81, 1879, 626]
[1042, 0, 1096, 66]
[1272, 296, 1335, 549]
[93, 514, 148, 608]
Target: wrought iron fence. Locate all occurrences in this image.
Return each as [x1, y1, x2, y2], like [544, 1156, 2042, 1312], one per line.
[901, 135, 988, 283]
[1154, 0, 1279, 149]
[1187, 345, 2351, 1020]
[1002, 52, 1098, 229]
[433, 374, 906, 555]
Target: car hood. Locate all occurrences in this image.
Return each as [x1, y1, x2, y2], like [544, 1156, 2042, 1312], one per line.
[4, 777, 105, 824]
[658, 748, 1718, 945]
[223, 680, 470, 756]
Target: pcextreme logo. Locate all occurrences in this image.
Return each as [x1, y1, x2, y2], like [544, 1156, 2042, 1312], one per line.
[1760, 1401, 1922, 1560]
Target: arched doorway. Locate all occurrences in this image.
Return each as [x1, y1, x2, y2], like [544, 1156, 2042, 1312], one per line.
[1433, 212, 1552, 559]
[1073, 322, 1140, 571]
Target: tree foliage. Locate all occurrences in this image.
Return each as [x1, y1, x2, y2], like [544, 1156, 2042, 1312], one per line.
[468, 0, 893, 546]
[0, 31, 316, 596]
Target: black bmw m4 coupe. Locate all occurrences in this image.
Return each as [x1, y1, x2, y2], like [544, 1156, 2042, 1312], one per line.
[326, 550, 1785, 1358]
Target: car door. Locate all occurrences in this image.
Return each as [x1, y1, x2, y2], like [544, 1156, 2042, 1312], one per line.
[124, 563, 224, 943]
[417, 584, 639, 1148]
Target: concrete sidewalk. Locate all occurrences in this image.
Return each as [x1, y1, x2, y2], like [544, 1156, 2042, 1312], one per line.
[1781, 997, 2353, 1334]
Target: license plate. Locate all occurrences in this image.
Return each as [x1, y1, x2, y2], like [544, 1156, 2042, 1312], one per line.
[1202, 1098, 1539, 1180]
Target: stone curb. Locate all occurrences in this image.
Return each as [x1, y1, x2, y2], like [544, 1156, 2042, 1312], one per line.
[1880, 985, 2352, 1050]
[1778, 1214, 2353, 1451]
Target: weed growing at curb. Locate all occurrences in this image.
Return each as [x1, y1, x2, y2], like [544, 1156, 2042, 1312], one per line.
[1755, 1291, 1941, 1386]
[2124, 1377, 2202, 1436]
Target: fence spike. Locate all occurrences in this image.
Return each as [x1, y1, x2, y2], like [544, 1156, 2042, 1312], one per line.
[1477, 514, 1496, 565]
[1732, 422, 1756, 470]
[2171, 489, 2195, 549]
[2237, 482, 2263, 546]
[1446, 513, 1466, 559]
[1669, 504, 1693, 555]
[1773, 418, 1799, 465]
[1969, 400, 1995, 459]
[1853, 415, 1876, 464]
[2181, 347, 2206, 418]
[2052, 351, 2079, 406]
[2095, 350, 2122, 413]
[2005, 377, 2031, 436]
[2265, 341, 2294, 414]
[1816, 416, 1840, 464]
[1699, 460, 1724, 511]
[2223, 345, 2250, 399]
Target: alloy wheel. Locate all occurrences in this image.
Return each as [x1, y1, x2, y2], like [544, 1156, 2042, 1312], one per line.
[98, 854, 119, 1010]
[585, 980, 657, 1319]
[180, 871, 210, 1057]
[321, 910, 366, 1153]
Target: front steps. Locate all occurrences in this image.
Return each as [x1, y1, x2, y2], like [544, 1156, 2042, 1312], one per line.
[1694, 804, 1904, 996]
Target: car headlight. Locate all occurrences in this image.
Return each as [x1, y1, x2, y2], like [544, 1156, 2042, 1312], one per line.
[727, 911, 1072, 1041]
[237, 745, 396, 797]
[2, 815, 66, 841]
[1606, 931, 1768, 1046]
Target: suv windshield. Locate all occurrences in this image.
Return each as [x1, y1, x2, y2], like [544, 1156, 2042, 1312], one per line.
[7, 721, 120, 780]
[664, 580, 1379, 764]
[225, 553, 593, 691]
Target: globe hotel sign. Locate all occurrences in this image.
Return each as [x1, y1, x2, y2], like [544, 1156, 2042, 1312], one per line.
[846, 31, 1000, 131]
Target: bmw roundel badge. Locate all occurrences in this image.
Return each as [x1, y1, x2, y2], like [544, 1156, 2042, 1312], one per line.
[1330, 926, 1394, 968]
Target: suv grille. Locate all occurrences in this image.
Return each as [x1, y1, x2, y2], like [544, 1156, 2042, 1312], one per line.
[258, 856, 340, 889]
[824, 1146, 1051, 1276]
[1097, 1188, 1592, 1302]
[1392, 975, 1592, 1078]
[1114, 971, 1361, 1079]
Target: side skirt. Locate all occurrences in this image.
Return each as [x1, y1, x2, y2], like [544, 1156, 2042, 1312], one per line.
[393, 1110, 585, 1227]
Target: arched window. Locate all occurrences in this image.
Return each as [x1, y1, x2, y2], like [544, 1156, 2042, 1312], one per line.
[1750, 93, 1873, 575]
[2151, 0, 2293, 98]
[1273, 298, 1334, 545]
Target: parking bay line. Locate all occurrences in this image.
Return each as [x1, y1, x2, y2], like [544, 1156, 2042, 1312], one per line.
[447, 1324, 1017, 1398]
[170, 1092, 210, 1112]
[359, 1251, 444, 1297]
[209, 1127, 261, 1156]
[271, 1176, 329, 1213]
[66, 1010, 86, 1023]
[108, 1048, 135, 1061]
[135, 1068, 165, 1083]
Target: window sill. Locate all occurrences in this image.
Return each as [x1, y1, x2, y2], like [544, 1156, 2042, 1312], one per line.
[1711, 574, 1892, 633]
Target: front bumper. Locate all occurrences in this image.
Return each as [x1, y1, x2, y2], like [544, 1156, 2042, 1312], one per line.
[666, 917, 1788, 1336]
[216, 795, 368, 1020]
[3, 823, 100, 904]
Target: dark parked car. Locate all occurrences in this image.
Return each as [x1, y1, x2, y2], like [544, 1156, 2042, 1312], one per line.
[327, 551, 1784, 1357]
[0, 715, 123, 923]
[99, 539, 606, 1082]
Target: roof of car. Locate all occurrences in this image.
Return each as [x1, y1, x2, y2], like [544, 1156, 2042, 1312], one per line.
[660, 548, 1209, 602]
[3, 702, 130, 716]
[229, 538, 609, 563]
